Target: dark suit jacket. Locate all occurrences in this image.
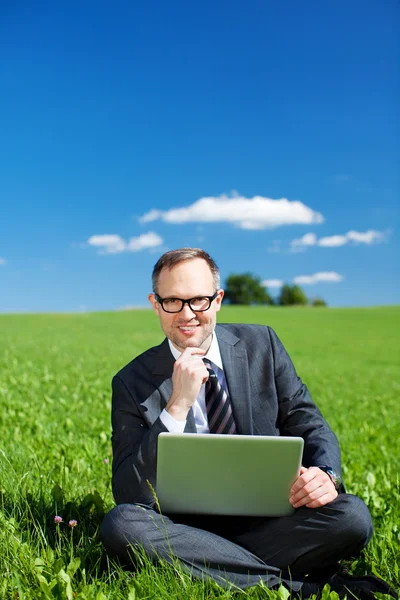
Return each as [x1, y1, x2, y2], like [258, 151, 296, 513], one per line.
[111, 323, 342, 506]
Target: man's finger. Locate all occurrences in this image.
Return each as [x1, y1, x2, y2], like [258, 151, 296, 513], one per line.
[176, 347, 206, 362]
[291, 479, 338, 507]
[306, 491, 338, 509]
[290, 478, 322, 504]
[290, 467, 318, 494]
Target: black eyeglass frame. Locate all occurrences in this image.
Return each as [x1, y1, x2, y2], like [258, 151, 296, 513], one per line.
[155, 291, 219, 313]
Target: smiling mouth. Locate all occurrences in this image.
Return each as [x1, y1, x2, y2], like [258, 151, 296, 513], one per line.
[178, 324, 199, 332]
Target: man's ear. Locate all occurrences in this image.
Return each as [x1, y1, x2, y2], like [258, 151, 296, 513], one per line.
[148, 293, 160, 315]
[215, 289, 224, 311]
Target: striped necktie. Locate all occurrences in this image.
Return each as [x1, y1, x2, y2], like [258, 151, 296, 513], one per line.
[203, 359, 237, 434]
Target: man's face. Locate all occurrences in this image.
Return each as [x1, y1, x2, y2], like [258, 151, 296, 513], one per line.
[148, 258, 224, 352]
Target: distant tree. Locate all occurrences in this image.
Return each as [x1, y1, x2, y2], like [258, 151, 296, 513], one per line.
[311, 298, 327, 307]
[290, 285, 308, 306]
[224, 273, 274, 305]
[278, 284, 308, 306]
[278, 284, 293, 306]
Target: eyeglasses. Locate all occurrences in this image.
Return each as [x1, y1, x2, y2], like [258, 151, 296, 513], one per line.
[155, 292, 218, 313]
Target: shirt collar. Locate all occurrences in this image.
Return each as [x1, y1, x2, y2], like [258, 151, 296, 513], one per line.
[168, 332, 223, 371]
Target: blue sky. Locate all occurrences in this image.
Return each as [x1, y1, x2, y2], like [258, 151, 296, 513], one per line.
[1, 0, 398, 312]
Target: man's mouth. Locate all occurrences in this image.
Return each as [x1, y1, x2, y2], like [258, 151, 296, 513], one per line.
[178, 324, 199, 332]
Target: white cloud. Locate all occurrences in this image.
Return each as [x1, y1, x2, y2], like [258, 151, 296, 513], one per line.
[139, 193, 324, 230]
[140, 209, 164, 223]
[87, 235, 127, 254]
[346, 230, 386, 244]
[291, 229, 388, 250]
[262, 279, 283, 288]
[0, 258, 6, 265]
[128, 232, 163, 252]
[294, 272, 344, 285]
[291, 232, 317, 247]
[87, 232, 163, 255]
[318, 235, 348, 247]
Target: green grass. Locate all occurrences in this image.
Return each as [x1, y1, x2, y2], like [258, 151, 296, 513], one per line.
[0, 306, 399, 599]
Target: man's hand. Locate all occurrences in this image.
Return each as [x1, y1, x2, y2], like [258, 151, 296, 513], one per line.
[165, 347, 209, 421]
[289, 466, 338, 509]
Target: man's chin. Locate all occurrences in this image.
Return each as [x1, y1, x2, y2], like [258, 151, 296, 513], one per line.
[172, 332, 211, 351]
[175, 338, 201, 350]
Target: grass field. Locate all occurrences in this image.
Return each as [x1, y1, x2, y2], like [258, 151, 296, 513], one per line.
[1, 306, 399, 599]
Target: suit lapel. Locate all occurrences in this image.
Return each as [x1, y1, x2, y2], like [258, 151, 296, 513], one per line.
[216, 325, 253, 435]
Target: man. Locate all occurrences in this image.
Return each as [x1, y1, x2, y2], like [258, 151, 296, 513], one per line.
[101, 248, 397, 599]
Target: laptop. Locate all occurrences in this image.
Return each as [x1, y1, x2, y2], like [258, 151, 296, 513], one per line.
[156, 433, 304, 517]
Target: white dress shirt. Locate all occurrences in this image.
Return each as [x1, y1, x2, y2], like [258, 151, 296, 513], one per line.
[159, 334, 227, 433]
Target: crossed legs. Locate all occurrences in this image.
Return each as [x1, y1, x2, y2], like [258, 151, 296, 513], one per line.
[100, 494, 373, 591]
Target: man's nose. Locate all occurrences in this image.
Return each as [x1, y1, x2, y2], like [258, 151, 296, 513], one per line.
[180, 302, 197, 318]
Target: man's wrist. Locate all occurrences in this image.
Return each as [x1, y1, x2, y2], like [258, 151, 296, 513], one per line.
[159, 409, 186, 433]
[317, 465, 343, 492]
[165, 401, 191, 421]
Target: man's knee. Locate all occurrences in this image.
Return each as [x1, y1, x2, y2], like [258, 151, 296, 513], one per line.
[332, 494, 373, 552]
[100, 503, 155, 558]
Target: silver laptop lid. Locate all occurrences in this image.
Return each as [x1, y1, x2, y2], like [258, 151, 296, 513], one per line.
[156, 433, 304, 517]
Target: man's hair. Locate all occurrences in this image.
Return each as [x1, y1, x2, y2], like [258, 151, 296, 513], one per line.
[152, 248, 220, 293]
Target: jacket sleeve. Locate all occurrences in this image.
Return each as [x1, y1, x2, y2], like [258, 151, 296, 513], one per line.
[111, 374, 168, 506]
[268, 327, 343, 481]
